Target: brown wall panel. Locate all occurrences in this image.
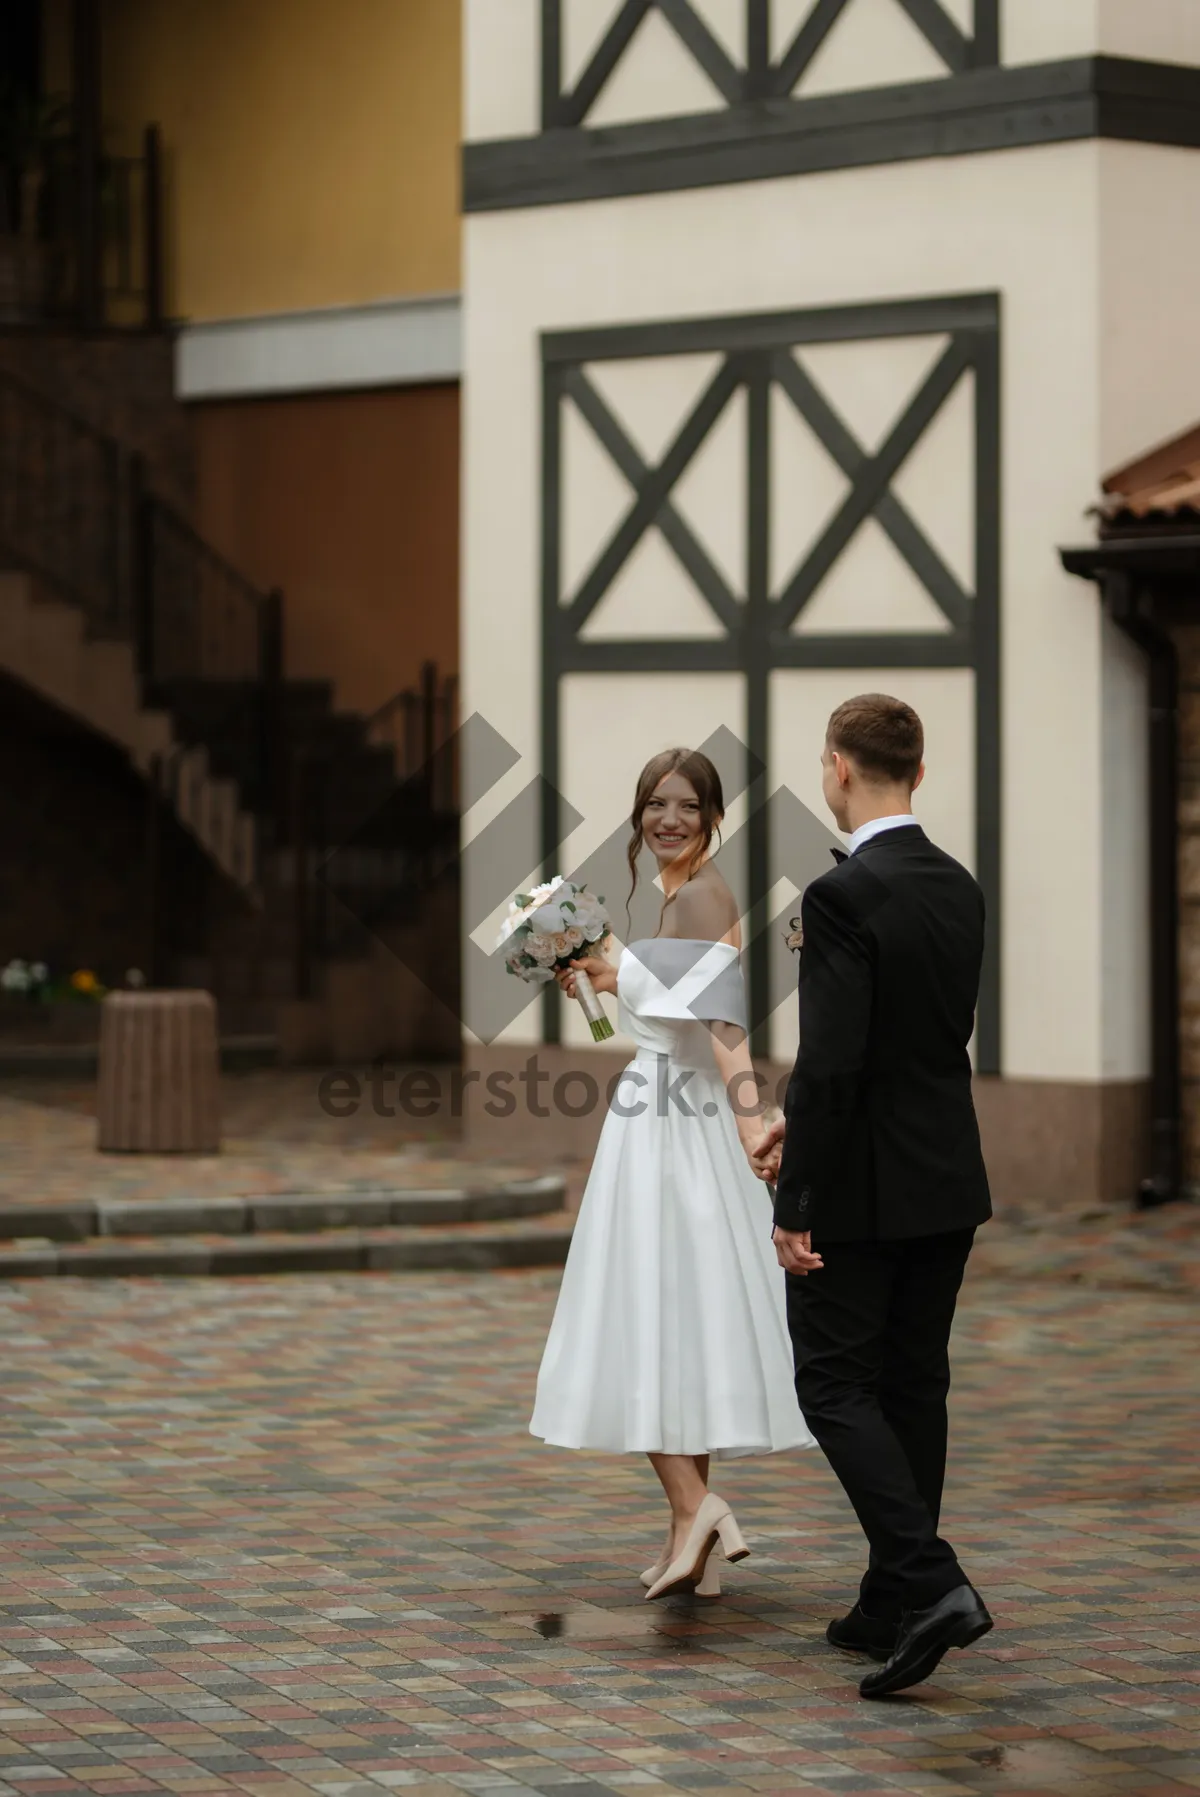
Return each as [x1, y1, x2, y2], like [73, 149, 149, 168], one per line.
[192, 384, 459, 717]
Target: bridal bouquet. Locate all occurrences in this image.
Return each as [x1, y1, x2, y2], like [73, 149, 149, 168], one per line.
[496, 877, 614, 1041]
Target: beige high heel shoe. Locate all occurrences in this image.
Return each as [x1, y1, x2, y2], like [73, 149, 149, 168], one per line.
[641, 1527, 722, 1597]
[644, 1494, 748, 1601]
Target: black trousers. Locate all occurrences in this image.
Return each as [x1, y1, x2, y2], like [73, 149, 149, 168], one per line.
[786, 1227, 976, 1618]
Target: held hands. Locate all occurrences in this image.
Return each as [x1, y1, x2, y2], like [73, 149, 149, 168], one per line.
[743, 1106, 819, 1279]
[555, 954, 618, 1000]
[734, 1103, 782, 1178]
[750, 1115, 824, 1274]
[750, 1113, 787, 1184]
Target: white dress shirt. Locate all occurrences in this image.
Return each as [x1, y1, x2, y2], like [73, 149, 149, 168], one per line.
[847, 813, 921, 855]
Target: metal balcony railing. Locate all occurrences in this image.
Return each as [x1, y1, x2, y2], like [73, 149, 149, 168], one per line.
[0, 124, 163, 333]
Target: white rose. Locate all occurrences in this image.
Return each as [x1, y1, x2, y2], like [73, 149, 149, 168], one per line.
[530, 902, 566, 933]
[526, 877, 565, 909]
[572, 898, 607, 937]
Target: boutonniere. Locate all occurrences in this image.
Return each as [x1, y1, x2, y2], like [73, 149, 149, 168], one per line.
[784, 916, 803, 954]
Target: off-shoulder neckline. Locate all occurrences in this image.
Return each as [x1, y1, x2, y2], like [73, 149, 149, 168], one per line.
[622, 938, 739, 952]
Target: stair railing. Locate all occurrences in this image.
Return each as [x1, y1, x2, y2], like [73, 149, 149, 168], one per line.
[366, 662, 459, 810]
[0, 367, 282, 693]
[290, 663, 460, 1000]
[129, 466, 277, 685]
[0, 367, 124, 632]
[0, 366, 289, 881]
[130, 477, 288, 871]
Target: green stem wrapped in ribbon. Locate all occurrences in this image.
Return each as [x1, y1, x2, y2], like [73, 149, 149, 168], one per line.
[496, 876, 615, 1041]
[571, 966, 615, 1042]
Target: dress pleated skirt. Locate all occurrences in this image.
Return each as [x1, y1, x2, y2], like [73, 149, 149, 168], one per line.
[530, 1056, 815, 1459]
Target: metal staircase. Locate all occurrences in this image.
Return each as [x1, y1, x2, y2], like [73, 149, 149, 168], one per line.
[0, 365, 269, 888]
[0, 363, 458, 1043]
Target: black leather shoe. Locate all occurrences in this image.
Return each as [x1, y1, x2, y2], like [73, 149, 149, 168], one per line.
[826, 1603, 899, 1662]
[859, 1585, 993, 1699]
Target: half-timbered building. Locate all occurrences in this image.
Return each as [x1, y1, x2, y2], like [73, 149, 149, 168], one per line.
[460, 0, 1200, 1209]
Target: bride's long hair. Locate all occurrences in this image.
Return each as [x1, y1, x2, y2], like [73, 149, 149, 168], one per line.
[626, 748, 725, 918]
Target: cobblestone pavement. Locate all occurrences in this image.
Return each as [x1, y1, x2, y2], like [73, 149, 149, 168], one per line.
[0, 1259, 1197, 1797]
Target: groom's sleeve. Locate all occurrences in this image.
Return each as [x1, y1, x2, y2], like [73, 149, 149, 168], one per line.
[773, 877, 872, 1234]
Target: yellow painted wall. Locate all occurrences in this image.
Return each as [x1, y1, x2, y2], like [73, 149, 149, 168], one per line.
[48, 0, 461, 322]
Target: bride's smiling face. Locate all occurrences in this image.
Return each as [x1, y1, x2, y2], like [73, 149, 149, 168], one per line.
[642, 771, 703, 867]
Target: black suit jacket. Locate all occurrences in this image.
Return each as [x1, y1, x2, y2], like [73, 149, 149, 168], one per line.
[773, 824, 992, 1243]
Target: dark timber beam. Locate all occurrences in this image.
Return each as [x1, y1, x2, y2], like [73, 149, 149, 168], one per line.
[465, 56, 1200, 213]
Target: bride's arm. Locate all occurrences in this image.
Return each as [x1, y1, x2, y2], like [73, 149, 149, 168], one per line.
[708, 1021, 780, 1164]
[665, 881, 779, 1162]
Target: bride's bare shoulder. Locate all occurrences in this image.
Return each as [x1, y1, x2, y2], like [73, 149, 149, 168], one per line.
[666, 864, 739, 944]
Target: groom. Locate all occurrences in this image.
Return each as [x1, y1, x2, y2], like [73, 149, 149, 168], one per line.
[755, 693, 993, 1699]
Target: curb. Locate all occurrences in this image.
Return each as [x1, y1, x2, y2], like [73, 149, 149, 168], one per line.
[0, 1175, 566, 1242]
[0, 1035, 280, 1078]
[0, 1221, 574, 1279]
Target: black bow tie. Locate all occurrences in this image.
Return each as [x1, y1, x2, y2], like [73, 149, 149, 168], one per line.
[831, 848, 849, 864]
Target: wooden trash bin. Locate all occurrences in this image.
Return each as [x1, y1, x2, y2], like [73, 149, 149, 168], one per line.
[97, 990, 221, 1154]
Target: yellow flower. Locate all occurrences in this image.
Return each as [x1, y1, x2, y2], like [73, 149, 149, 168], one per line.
[70, 969, 98, 992]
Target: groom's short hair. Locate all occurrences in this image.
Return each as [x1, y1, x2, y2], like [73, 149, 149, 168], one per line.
[827, 694, 924, 787]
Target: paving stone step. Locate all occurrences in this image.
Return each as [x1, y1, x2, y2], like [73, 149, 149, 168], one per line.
[0, 1034, 281, 1077]
[0, 1174, 566, 1243]
[0, 1211, 575, 1277]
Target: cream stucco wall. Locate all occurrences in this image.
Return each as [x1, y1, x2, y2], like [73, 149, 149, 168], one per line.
[462, 7, 1200, 1074]
[1099, 143, 1200, 473]
[462, 143, 1115, 1075]
[1006, 0, 1200, 67]
[465, 0, 540, 141]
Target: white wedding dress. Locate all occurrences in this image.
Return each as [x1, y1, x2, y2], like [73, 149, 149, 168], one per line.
[530, 938, 815, 1460]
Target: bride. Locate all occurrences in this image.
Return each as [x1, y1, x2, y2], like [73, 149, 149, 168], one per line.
[530, 748, 814, 1600]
